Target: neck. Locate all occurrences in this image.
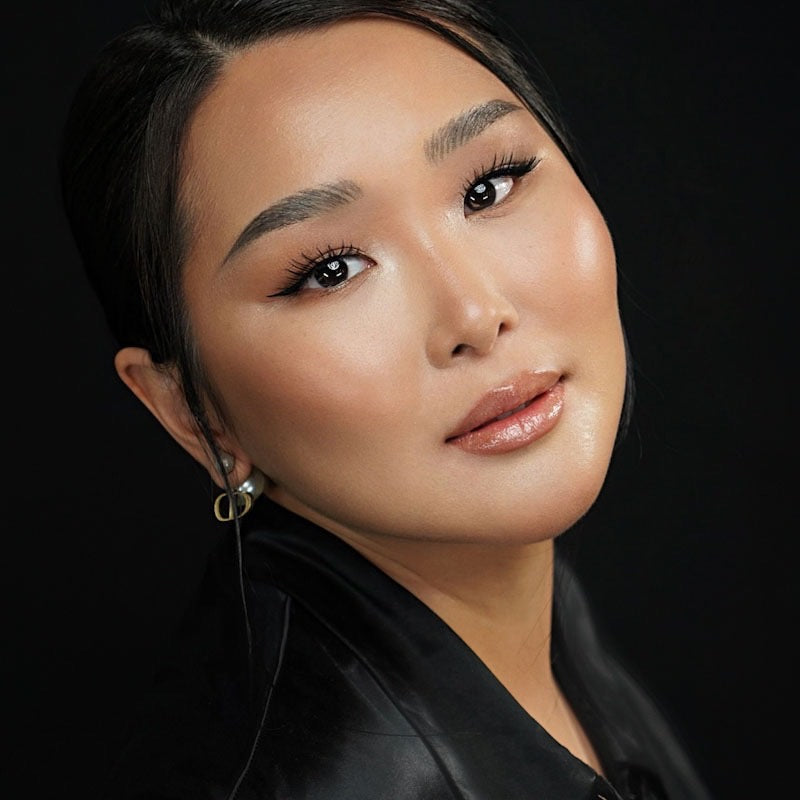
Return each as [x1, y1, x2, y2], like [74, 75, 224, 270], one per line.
[272, 496, 602, 774]
[343, 532, 603, 774]
[339, 532, 559, 706]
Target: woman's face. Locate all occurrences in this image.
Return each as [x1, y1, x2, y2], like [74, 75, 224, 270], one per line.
[181, 18, 627, 544]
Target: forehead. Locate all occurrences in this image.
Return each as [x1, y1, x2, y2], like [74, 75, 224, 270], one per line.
[183, 18, 518, 196]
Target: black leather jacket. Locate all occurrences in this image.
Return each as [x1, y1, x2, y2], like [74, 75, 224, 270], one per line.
[102, 498, 713, 800]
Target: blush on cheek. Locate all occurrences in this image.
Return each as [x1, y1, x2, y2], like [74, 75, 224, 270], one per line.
[521, 201, 618, 326]
[550, 205, 619, 331]
[571, 203, 617, 286]
[225, 318, 420, 457]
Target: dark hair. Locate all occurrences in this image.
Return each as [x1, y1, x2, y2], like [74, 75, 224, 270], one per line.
[58, 0, 595, 466]
[59, 7, 633, 778]
[60, 0, 636, 555]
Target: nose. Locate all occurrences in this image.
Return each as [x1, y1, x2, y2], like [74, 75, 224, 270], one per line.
[424, 247, 520, 368]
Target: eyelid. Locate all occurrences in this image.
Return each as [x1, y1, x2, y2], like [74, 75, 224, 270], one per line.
[462, 152, 540, 207]
[269, 243, 371, 297]
[270, 153, 539, 298]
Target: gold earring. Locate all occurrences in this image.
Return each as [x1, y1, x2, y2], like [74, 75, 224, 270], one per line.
[213, 469, 266, 522]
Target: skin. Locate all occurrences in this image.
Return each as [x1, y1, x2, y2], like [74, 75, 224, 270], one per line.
[117, 18, 627, 772]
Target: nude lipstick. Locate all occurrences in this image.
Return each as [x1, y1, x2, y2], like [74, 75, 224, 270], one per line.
[445, 370, 564, 455]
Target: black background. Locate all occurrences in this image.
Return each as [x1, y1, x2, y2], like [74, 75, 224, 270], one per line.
[5, 1, 792, 797]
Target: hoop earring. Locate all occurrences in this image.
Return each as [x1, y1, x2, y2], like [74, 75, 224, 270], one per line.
[213, 469, 266, 522]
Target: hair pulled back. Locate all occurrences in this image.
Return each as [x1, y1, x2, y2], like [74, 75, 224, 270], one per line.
[59, 3, 629, 721]
[59, 0, 577, 448]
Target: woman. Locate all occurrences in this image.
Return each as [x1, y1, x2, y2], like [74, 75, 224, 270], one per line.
[60, 1, 713, 798]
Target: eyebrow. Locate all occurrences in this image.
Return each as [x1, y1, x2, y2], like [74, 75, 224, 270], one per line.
[222, 99, 524, 265]
[423, 99, 524, 164]
[222, 180, 362, 265]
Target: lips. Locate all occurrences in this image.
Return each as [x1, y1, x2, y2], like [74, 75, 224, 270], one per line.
[446, 370, 565, 455]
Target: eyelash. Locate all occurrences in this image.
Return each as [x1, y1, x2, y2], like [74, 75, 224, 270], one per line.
[271, 151, 540, 297]
[461, 152, 539, 203]
[268, 243, 369, 297]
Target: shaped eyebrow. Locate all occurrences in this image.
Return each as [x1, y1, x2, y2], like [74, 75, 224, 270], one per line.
[423, 99, 524, 164]
[222, 180, 362, 265]
[221, 99, 524, 266]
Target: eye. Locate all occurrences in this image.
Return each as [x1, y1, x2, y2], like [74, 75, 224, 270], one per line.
[463, 155, 539, 216]
[269, 246, 373, 297]
[465, 175, 514, 212]
[304, 253, 370, 290]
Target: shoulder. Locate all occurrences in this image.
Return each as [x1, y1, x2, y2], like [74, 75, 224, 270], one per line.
[98, 532, 272, 799]
[99, 507, 457, 800]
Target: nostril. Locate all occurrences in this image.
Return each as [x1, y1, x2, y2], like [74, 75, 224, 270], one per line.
[451, 343, 467, 356]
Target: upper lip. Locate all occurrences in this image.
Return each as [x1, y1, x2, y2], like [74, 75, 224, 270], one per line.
[445, 369, 563, 441]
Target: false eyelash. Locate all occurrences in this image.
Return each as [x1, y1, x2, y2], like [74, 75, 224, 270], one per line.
[269, 155, 539, 298]
[462, 152, 540, 197]
[269, 242, 366, 297]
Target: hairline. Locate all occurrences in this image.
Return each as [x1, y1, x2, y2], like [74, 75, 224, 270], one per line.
[175, 12, 555, 287]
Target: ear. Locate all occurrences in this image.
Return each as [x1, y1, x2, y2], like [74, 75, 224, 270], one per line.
[113, 347, 252, 489]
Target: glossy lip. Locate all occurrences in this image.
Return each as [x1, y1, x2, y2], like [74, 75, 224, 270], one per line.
[445, 370, 565, 455]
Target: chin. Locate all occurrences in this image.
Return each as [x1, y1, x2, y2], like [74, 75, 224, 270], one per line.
[445, 441, 618, 545]
[383, 465, 611, 546]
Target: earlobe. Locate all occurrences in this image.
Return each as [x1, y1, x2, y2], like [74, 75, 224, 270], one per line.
[113, 347, 251, 487]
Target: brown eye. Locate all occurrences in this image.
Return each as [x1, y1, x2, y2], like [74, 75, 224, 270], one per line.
[313, 257, 349, 288]
[305, 253, 371, 291]
[466, 180, 495, 210]
[464, 175, 514, 214]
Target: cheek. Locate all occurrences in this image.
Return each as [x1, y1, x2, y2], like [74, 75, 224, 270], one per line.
[569, 203, 618, 316]
[499, 180, 626, 442]
[196, 285, 427, 478]
[559, 206, 621, 351]
[552, 200, 626, 396]
[504, 180, 620, 339]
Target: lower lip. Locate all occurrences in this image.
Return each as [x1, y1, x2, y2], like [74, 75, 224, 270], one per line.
[447, 380, 565, 455]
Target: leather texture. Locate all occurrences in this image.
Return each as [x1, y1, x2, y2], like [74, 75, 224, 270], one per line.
[102, 498, 713, 800]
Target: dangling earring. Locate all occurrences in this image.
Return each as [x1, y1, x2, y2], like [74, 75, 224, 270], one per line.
[213, 468, 266, 522]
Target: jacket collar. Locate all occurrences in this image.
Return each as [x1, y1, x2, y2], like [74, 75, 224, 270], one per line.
[241, 497, 621, 800]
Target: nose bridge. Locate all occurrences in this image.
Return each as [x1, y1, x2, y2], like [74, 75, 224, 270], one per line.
[416, 224, 519, 366]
